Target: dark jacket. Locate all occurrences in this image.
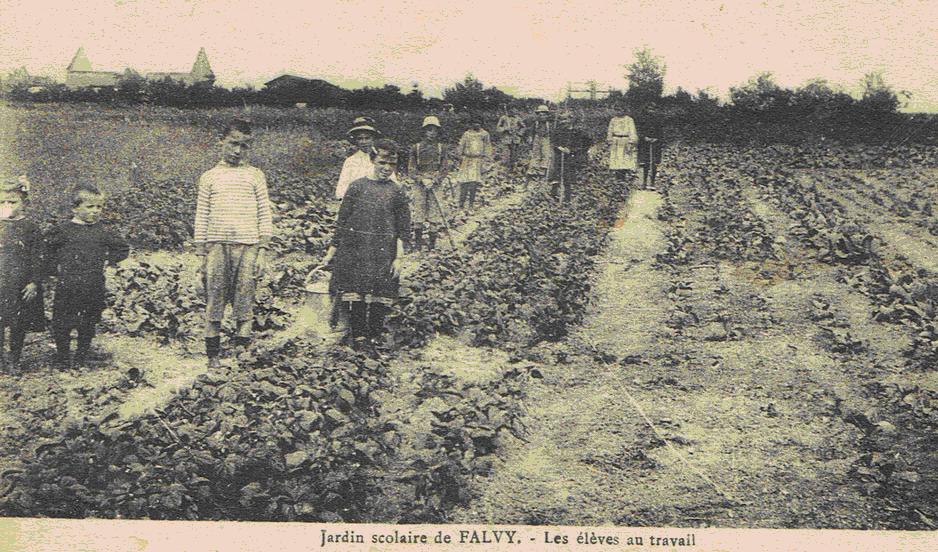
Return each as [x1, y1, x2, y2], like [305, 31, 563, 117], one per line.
[45, 221, 129, 320]
[637, 117, 664, 166]
[550, 125, 592, 181]
[0, 218, 46, 330]
[330, 178, 411, 299]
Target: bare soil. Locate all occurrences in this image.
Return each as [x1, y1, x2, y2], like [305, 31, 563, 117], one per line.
[456, 183, 920, 528]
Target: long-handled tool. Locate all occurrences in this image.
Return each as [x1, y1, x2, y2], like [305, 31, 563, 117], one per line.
[442, 175, 456, 203]
[429, 184, 459, 252]
[645, 137, 658, 188]
[541, 144, 552, 193]
[560, 149, 566, 204]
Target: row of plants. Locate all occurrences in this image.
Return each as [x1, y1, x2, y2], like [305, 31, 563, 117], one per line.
[732, 143, 938, 169]
[380, 165, 626, 518]
[746, 166, 937, 370]
[736, 154, 938, 528]
[0, 341, 391, 520]
[671, 146, 777, 263]
[0, 156, 625, 521]
[655, 147, 935, 528]
[100, 260, 293, 348]
[388, 165, 624, 352]
[828, 170, 938, 237]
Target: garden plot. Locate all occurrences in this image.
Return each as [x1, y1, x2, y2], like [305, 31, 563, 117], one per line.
[461, 147, 937, 529]
[2, 105, 936, 528]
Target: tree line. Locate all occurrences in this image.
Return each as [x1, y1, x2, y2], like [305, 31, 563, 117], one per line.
[2, 48, 935, 145]
[0, 69, 540, 112]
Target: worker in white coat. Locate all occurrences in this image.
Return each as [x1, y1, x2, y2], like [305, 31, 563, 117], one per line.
[606, 104, 639, 183]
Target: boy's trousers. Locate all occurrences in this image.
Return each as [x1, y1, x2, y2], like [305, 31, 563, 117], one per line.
[204, 243, 260, 333]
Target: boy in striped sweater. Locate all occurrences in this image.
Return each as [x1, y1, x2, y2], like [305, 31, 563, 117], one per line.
[193, 119, 273, 367]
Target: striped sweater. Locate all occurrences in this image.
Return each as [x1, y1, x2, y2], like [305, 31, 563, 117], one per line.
[193, 162, 273, 252]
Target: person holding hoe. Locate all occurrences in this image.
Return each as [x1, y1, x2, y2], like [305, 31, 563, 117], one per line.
[496, 106, 526, 170]
[550, 112, 593, 204]
[606, 102, 639, 184]
[321, 139, 411, 350]
[637, 103, 665, 190]
[407, 116, 450, 251]
[527, 104, 554, 183]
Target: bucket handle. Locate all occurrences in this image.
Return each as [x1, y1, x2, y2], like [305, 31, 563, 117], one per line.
[304, 264, 327, 286]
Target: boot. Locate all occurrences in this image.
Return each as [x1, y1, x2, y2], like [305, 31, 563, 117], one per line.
[9, 328, 25, 369]
[232, 336, 252, 360]
[367, 303, 390, 343]
[350, 301, 369, 342]
[7, 347, 22, 375]
[53, 329, 72, 371]
[205, 336, 221, 369]
[74, 328, 100, 367]
[52, 351, 71, 372]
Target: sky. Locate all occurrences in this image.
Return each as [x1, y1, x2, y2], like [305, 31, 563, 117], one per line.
[2, 0, 937, 111]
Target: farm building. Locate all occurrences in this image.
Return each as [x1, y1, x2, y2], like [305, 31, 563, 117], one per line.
[65, 47, 215, 89]
[147, 48, 215, 85]
[65, 48, 120, 89]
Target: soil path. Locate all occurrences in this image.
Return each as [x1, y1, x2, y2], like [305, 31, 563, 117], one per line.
[459, 182, 898, 527]
[455, 190, 679, 525]
[0, 184, 529, 474]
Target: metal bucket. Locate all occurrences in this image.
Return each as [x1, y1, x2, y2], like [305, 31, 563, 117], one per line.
[299, 271, 341, 339]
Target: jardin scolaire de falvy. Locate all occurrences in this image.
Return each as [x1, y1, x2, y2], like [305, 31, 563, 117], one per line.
[0, 56, 937, 531]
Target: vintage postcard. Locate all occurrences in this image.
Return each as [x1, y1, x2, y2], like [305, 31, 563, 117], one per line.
[1, 1, 937, 550]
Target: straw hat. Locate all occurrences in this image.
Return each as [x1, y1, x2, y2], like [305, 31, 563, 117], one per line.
[535, 104, 550, 113]
[347, 116, 379, 137]
[421, 115, 441, 128]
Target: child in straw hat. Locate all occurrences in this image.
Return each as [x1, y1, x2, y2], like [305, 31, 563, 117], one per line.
[407, 115, 449, 250]
[335, 116, 380, 200]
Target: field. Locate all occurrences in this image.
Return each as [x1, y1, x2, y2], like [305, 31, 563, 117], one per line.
[0, 103, 937, 529]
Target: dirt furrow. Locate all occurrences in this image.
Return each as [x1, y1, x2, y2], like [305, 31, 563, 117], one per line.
[457, 173, 910, 528]
[798, 172, 938, 273]
[455, 190, 679, 525]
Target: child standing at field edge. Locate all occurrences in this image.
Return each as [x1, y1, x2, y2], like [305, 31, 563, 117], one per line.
[194, 119, 273, 368]
[454, 114, 492, 211]
[45, 184, 129, 370]
[0, 176, 46, 374]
